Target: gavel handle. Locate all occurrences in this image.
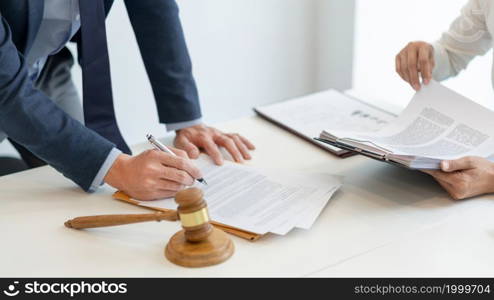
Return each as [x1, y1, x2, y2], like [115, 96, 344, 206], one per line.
[64, 211, 179, 229]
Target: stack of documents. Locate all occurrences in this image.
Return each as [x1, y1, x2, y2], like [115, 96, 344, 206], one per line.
[317, 81, 494, 169]
[136, 157, 341, 236]
[254, 90, 395, 156]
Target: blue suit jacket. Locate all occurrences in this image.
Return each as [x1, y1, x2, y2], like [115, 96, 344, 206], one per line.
[0, 0, 201, 191]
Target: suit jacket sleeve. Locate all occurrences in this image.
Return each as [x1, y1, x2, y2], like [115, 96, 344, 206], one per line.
[0, 15, 115, 191]
[124, 0, 202, 124]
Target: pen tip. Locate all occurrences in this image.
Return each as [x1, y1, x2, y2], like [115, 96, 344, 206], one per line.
[199, 179, 208, 186]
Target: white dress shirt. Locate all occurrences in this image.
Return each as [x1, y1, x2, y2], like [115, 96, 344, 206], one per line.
[27, 0, 80, 81]
[433, 0, 494, 83]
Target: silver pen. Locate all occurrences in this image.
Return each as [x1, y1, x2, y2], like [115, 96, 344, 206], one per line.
[146, 134, 208, 185]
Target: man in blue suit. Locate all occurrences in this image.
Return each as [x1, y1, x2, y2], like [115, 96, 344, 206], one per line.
[0, 0, 255, 200]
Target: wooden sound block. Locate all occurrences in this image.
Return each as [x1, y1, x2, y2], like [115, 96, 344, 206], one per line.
[165, 227, 235, 268]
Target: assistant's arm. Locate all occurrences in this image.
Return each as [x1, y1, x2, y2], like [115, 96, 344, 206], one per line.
[432, 0, 492, 80]
[395, 0, 492, 90]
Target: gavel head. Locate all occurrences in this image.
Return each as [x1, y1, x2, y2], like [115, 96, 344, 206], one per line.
[167, 187, 235, 267]
[175, 188, 213, 242]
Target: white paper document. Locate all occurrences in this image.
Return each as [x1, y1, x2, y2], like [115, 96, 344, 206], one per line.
[136, 157, 341, 235]
[254, 90, 395, 155]
[320, 81, 494, 168]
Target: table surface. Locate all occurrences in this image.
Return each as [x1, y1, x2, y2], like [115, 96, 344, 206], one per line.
[1, 116, 494, 277]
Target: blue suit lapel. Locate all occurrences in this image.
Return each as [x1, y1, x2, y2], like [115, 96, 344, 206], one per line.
[24, 0, 44, 53]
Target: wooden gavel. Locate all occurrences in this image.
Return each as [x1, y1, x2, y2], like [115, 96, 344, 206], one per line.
[64, 211, 179, 229]
[65, 188, 234, 267]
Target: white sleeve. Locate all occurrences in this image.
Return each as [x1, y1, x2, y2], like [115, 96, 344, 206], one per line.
[432, 0, 492, 81]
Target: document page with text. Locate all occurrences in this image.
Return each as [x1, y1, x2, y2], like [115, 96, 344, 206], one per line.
[255, 90, 395, 154]
[324, 81, 494, 162]
[137, 157, 341, 235]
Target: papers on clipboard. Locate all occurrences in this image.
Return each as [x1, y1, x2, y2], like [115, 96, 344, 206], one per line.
[318, 81, 494, 169]
[254, 90, 396, 156]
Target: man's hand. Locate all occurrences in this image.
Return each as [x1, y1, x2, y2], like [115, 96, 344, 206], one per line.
[423, 156, 494, 200]
[396, 41, 435, 91]
[104, 148, 202, 201]
[174, 124, 255, 165]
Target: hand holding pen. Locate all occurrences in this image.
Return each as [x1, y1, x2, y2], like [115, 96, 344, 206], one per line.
[147, 134, 208, 185]
[104, 138, 204, 201]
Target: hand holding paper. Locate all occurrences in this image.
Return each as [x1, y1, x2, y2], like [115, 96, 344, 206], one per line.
[423, 156, 494, 200]
[319, 81, 494, 169]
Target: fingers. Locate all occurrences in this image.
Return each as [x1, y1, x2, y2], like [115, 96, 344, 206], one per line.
[137, 189, 179, 201]
[169, 147, 188, 159]
[122, 175, 184, 201]
[418, 46, 432, 85]
[152, 179, 185, 194]
[201, 136, 224, 165]
[441, 157, 476, 172]
[156, 190, 180, 199]
[239, 134, 256, 150]
[396, 54, 406, 82]
[161, 167, 194, 186]
[424, 169, 454, 184]
[423, 170, 469, 200]
[173, 125, 254, 164]
[156, 151, 203, 179]
[159, 180, 185, 191]
[396, 42, 434, 90]
[228, 134, 252, 160]
[215, 135, 244, 163]
[421, 169, 435, 176]
[435, 177, 470, 200]
[399, 52, 411, 84]
[425, 167, 468, 187]
[434, 179, 459, 199]
[424, 168, 472, 199]
[406, 47, 420, 91]
[174, 135, 200, 159]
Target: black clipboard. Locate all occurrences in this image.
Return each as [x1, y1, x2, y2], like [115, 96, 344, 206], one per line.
[314, 138, 413, 170]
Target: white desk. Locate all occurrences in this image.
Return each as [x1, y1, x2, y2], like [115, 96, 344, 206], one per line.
[1, 116, 494, 277]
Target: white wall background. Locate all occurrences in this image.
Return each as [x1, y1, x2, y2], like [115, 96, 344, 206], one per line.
[4, 0, 491, 159]
[353, 0, 493, 110]
[101, 0, 355, 146]
[0, 0, 356, 157]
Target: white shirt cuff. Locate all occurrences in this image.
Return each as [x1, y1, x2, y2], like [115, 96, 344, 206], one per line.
[165, 118, 203, 132]
[88, 147, 122, 192]
[432, 41, 451, 81]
